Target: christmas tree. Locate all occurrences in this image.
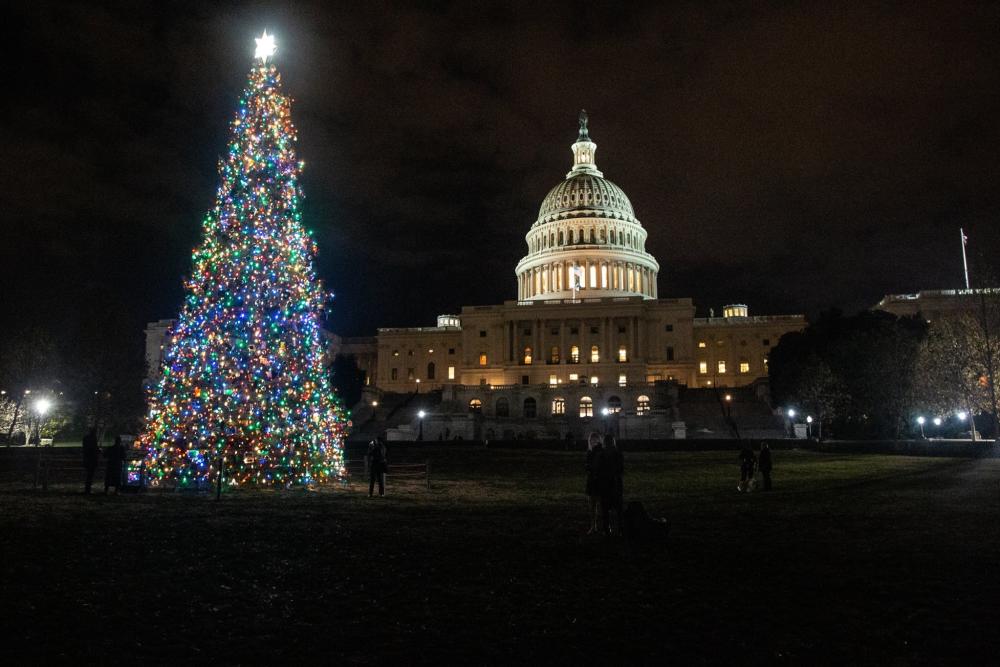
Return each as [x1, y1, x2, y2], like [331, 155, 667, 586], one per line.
[139, 32, 348, 487]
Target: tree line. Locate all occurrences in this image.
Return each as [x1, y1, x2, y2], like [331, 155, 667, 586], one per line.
[769, 296, 1000, 440]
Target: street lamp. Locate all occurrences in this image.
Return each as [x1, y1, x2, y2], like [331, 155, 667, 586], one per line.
[806, 415, 813, 438]
[787, 408, 796, 419]
[917, 416, 926, 439]
[933, 417, 942, 427]
[417, 410, 425, 441]
[34, 398, 52, 446]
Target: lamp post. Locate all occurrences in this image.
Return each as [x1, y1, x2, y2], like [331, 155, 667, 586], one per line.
[724, 393, 732, 418]
[34, 398, 52, 447]
[932, 417, 942, 438]
[417, 409, 426, 441]
[806, 415, 813, 439]
[917, 416, 926, 439]
[957, 410, 978, 441]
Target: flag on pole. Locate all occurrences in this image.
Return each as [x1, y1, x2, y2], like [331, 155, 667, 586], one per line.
[571, 265, 585, 290]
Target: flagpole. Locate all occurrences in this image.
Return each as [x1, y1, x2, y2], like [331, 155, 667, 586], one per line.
[960, 227, 970, 289]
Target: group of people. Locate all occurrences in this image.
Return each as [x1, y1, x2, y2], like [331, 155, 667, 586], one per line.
[82, 428, 126, 494]
[585, 432, 624, 536]
[738, 441, 773, 492]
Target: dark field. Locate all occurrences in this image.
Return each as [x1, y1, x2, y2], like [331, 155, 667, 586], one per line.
[2, 448, 998, 664]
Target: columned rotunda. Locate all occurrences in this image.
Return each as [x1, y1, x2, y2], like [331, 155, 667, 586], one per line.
[515, 112, 659, 301]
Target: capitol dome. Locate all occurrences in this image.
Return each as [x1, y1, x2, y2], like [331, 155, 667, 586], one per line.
[515, 112, 660, 302]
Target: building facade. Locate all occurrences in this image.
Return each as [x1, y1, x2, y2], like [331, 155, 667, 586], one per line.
[358, 114, 805, 439]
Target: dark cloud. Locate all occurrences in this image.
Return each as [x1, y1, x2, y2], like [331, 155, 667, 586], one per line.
[3, 0, 999, 342]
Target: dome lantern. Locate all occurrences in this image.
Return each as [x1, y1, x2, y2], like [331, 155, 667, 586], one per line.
[568, 109, 603, 178]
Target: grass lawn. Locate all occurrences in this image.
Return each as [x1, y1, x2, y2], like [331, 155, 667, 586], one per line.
[1, 448, 998, 664]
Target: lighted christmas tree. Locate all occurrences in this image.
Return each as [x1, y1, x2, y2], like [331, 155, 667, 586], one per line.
[139, 32, 348, 487]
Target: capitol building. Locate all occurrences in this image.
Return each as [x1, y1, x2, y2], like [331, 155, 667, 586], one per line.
[147, 113, 806, 441]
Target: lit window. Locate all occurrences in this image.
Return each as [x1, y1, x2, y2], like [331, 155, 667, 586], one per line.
[699, 361, 708, 374]
[637, 395, 651, 415]
[448, 366, 456, 380]
[591, 345, 600, 363]
[618, 373, 627, 387]
[718, 360, 726, 374]
[550, 346, 560, 363]
[479, 353, 488, 366]
[739, 360, 750, 374]
[552, 397, 566, 415]
[570, 345, 580, 363]
[590, 376, 599, 386]
[569, 373, 579, 381]
[618, 345, 627, 362]
[601, 264, 608, 288]
[549, 375, 558, 386]
[579, 396, 593, 417]
[523, 347, 532, 365]
[469, 399, 482, 413]
[607, 396, 622, 413]
[589, 264, 597, 287]
[698, 341, 707, 348]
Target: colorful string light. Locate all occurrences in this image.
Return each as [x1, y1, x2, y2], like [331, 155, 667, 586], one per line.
[138, 55, 349, 488]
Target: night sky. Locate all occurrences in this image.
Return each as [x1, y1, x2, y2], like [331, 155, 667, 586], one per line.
[4, 1, 1000, 343]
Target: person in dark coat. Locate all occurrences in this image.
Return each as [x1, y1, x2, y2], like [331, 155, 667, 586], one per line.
[585, 432, 603, 534]
[738, 444, 756, 493]
[104, 435, 125, 494]
[82, 428, 99, 494]
[603, 433, 624, 536]
[367, 437, 387, 497]
[758, 442, 773, 491]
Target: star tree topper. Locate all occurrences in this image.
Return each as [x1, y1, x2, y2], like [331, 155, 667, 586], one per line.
[255, 30, 276, 62]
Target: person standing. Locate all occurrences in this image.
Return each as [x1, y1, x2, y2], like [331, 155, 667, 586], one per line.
[585, 432, 603, 534]
[104, 435, 125, 494]
[367, 438, 387, 497]
[603, 433, 624, 536]
[738, 444, 756, 493]
[758, 442, 773, 491]
[82, 428, 99, 494]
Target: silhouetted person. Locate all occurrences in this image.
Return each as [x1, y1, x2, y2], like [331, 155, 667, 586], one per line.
[738, 444, 756, 493]
[585, 432, 603, 534]
[603, 433, 624, 536]
[104, 435, 125, 494]
[82, 428, 99, 494]
[367, 438, 387, 497]
[758, 442, 773, 491]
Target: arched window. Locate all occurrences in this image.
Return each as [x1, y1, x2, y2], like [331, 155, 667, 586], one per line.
[618, 345, 627, 362]
[591, 345, 600, 363]
[558, 230, 564, 245]
[610, 229, 616, 244]
[552, 397, 565, 415]
[469, 399, 482, 414]
[523, 397, 537, 418]
[607, 396, 622, 414]
[550, 346, 560, 364]
[550, 232, 555, 247]
[636, 395, 651, 415]
[579, 228, 585, 244]
[495, 397, 510, 418]
[427, 362, 435, 379]
[601, 264, 608, 288]
[590, 228, 596, 243]
[570, 345, 580, 363]
[523, 347, 532, 365]
[579, 396, 593, 417]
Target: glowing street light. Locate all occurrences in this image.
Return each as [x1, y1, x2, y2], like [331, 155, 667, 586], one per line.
[35, 398, 52, 416]
[956, 411, 967, 421]
[932, 417, 942, 427]
[787, 408, 796, 419]
[418, 410, 426, 419]
[916, 416, 926, 439]
[417, 409, 426, 441]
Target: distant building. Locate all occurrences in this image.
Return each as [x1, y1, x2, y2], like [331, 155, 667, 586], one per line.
[874, 288, 1000, 321]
